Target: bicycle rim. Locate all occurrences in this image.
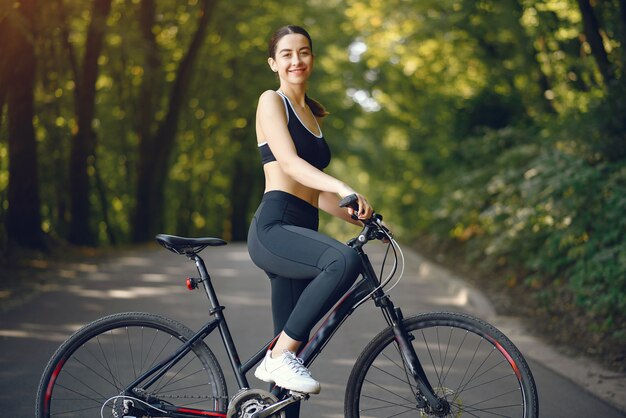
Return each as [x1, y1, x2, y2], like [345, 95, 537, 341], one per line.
[346, 312, 538, 417]
[36, 312, 227, 417]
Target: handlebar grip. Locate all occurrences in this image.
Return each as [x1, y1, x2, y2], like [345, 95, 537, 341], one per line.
[338, 194, 359, 210]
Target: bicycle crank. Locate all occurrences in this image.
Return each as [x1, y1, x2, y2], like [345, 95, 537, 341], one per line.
[249, 391, 308, 418]
[227, 388, 286, 418]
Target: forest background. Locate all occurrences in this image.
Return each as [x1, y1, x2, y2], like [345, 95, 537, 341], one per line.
[1, 0, 624, 370]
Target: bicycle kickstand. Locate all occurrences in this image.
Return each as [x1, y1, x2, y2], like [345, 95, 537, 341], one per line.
[250, 391, 309, 418]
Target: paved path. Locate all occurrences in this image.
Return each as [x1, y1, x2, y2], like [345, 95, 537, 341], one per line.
[0, 242, 624, 417]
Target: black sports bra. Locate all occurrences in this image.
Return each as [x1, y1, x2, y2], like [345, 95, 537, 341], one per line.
[258, 91, 331, 170]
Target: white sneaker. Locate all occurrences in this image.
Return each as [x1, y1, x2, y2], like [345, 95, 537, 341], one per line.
[254, 350, 321, 394]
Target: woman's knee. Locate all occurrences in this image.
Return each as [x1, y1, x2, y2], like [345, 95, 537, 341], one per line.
[329, 246, 361, 285]
[343, 248, 361, 282]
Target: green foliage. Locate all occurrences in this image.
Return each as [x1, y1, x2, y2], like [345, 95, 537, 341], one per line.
[427, 122, 626, 340]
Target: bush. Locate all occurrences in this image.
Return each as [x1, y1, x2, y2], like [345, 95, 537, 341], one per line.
[427, 124, 626, 350]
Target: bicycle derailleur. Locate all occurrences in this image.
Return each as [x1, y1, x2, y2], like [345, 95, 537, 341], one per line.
[226, 388, 309, 418]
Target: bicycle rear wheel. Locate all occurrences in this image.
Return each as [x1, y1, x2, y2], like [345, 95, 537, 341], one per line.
[36, 312, 228, 417]
[345, 312, 538, 417]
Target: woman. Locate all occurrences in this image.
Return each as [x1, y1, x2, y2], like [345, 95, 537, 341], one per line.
[247, 25, 373, 398]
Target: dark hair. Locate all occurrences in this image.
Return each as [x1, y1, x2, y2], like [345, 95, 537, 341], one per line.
[268, 25, 329, 118]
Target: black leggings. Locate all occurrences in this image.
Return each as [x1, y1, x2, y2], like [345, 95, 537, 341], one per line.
[247, 190, 361, 342]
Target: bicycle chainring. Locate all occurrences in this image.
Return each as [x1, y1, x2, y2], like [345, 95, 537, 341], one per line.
[226, 388, 285, 418]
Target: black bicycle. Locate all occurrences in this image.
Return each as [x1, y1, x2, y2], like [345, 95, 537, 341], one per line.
[36, 195, 538, 417]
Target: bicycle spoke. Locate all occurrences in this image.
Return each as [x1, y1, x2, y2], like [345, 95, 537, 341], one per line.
[157, 368, 209, 392]
[452, 346, 501, 404]
[440, 328, 468, 385]
[451, 336, 485, 402]
[53, 365, 109, 400]
[126, 326, 137, 380]
[439, 326, 453, 385]
[421, 328, 445, 391]
[370, 362, 411, 387]
[53, 383, 104, 407]
[360, 393, 416, 411]
[153, 352, 199, 393]
[50, 404, 103, 416]
[95, 334, 123, 391]
[464, 387, 523, 409]
[462, 371, 517, 392]
[363, 378, 416, 404]
[461, 403, 522, 417]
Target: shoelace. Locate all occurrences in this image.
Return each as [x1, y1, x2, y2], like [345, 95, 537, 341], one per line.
[282, 351, 312, 377]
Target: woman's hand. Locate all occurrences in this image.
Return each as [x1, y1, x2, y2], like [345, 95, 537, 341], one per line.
[339, 185, 373, 221]
[352, 193, 373, 220]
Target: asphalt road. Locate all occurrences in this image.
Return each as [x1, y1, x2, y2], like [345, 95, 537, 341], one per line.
[1, 242, 624, 417]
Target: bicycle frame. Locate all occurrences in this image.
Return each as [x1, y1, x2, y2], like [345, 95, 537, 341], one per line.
[122, 234, 446, 416]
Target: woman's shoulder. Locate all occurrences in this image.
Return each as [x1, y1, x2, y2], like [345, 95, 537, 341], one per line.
[258, 89, 281, 102]
[257, 90, 285, 113]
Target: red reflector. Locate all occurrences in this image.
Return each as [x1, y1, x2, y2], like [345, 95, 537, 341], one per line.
[186, 278, 194, 290]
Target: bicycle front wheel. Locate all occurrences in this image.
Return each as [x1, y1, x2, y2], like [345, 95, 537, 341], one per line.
[36, 312, 228, 417]
[345, 312, 538, 417]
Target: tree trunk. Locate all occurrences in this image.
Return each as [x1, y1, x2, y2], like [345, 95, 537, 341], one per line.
[138, 0, 161, 143]
[5, 0, 44, 248]
[68, 0, 112, 245]
[0, 11, 9, 136]
[619, 0, 626, 71]
[229, 153, 257, 241]
[577, 0, 614, 84]
[132, 0, 218, 242]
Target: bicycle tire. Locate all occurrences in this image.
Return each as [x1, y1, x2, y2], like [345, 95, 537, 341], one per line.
[345, 311, 538, 417]
[36, 312, 228, 417]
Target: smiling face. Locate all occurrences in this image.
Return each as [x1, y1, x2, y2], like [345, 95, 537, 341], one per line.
[268, 33, 314, 86]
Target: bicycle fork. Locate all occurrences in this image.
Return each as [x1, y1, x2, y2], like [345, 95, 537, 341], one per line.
[378, 295, 451, 415]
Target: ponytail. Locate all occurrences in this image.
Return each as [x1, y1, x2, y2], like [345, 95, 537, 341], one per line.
[305, 95, 329, 118]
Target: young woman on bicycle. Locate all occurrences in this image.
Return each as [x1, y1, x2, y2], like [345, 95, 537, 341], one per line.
[247, 25, 373, 401]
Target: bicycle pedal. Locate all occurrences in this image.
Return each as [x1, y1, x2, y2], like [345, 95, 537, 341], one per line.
[288, 391, 310, 400]
[249, 391, 309, 418]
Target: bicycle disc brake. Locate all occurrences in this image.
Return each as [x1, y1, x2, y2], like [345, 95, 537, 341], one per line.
[226, 388, 285, 418]
[419, 387, 459, 418]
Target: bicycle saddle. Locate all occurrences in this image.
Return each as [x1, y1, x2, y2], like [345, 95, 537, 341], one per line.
[155, 234, 227, 255]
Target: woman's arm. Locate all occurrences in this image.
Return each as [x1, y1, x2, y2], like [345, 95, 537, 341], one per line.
[318, 191, 361, 226]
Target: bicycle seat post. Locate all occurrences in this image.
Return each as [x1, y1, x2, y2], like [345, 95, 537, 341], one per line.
[192, 253, 250, 389]
[192, 254, 221, 312]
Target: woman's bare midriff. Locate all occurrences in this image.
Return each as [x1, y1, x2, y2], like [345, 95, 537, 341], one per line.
[263, 162, 320, 208]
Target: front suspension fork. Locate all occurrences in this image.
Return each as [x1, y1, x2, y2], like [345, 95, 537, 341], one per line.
[379, 297, 449, 414]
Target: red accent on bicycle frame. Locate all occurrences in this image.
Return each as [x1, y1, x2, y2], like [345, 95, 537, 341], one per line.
[298, 288, 354, 355]
[175, 407, 226, 417]
[44, 358, 66, 413]
[491, 338, 522, 380]
[268, 334, 280, 351]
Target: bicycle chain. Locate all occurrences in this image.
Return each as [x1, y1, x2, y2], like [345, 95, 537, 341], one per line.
[133, 388, 228, 401]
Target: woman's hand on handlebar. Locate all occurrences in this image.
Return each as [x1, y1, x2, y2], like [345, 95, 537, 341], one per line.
[338, 189, 374, 221]
[352, 193, 373, 220]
